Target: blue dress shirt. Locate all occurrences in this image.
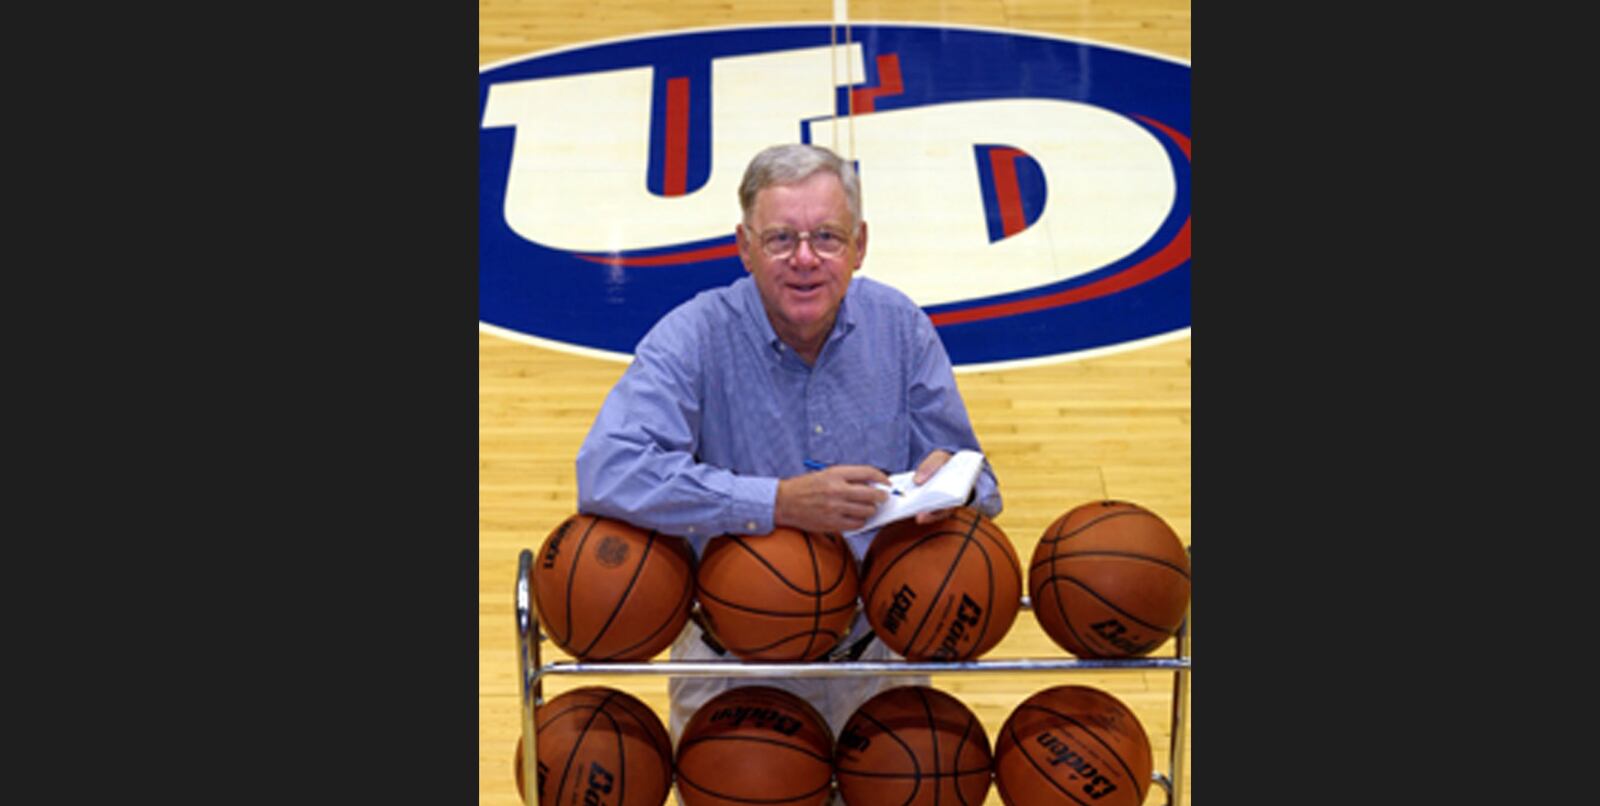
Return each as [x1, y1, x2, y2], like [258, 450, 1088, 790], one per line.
[576, 275, 1001, 558]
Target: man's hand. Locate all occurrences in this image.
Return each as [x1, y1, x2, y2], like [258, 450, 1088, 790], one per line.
[912, 449, 957, 524]
[775, 465, 890, 533]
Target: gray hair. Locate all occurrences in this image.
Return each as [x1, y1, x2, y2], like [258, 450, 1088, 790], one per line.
[738, 143, 862, 228]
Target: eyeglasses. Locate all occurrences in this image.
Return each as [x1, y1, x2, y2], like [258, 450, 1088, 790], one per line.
[756, 226, 852, 259]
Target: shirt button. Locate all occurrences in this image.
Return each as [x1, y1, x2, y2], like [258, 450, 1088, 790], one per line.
[686, 526, 697, 535]
[814, 424, 824, 434]
[746, 521, 757, 532]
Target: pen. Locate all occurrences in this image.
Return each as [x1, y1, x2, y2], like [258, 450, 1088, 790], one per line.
[804, 459, 903, 495]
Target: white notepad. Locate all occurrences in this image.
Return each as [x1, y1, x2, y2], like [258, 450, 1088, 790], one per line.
[847, 450, 986, 535]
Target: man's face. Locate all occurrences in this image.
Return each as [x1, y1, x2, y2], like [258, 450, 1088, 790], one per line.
[736, 171, 867, 347]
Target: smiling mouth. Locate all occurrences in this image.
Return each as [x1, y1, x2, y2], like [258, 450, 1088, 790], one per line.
[788, 282, 823, 294]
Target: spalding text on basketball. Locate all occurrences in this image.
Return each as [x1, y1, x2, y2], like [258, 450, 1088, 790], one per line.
[708, 705, 803, 736]
[1035, 731, 1117, 799]
[883, 584, 917, 635]
[534, 757, 618, 804]
[584, 761, 616, 805]
[542, 518, 574, 569]
[931, 593, 983, 660]
[838, 725, 872, 754]
[1090, 617, 1160, 655]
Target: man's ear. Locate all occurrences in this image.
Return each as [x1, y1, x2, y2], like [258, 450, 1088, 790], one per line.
[851, 221, 868, 270]
[735, 223, 755, 273]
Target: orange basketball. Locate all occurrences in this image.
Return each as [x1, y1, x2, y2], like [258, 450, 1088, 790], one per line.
[834, 685, 992, 806]
[860, 507, 1021, 661]
[513, 686, 674, 806]
[695, 528, 859, 661]
[532, 513, 695, 661]
[994, 685, 1151, 806]
[1029, 500, 1190, 658]
[675, 685, 836, 806]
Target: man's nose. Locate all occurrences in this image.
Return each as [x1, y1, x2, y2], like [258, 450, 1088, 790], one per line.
[791, 237, 822, 266]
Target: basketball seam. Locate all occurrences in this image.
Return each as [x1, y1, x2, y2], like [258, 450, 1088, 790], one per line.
[1046, 509, 1169, 545]
[967, 525, 1004, 662]
[540, 687, 672, 748]
[1044, 531, 1073, 655]
[1043, 574, 1183, 635]
[574, 529, 659, 657]
[954, 705, 988, 805]
[537, 690, 607, 729]
[1014, 700, 1148, 800]
[697, 586, 858, 617]
[860, 525, 935, 606]
[1057, 602, 1097, 657]
[1029, 549, 1190, 580]
[675, 770, 833, 804]
[902, 512, 983, 656]
[609, 696, 674, 763]
[836, 768, 992, 779]
[537, 689, 672, 800]
[601, 541, 694, 659]
[977, 519, 1023, 588]
[805, 531, 822, 659]
[725, 532, 852, 596]
[677, 735, 834, 803]
[998, 719, 1098, 806]
[712, 627, 848, 655]
[818, 532, 853, 594]
[918, 687, 942, 804]
[1039, 564, 1080, 654]
[681, 736, 830, 761]
[558, 516, 602, 646]
[552, 694, 618, 802]
[840, 708, 922, 781]
[609, 697, 629, 806]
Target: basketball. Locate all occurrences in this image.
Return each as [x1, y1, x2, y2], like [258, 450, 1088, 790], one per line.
[1028, 500, 1190, 658]
[834, 685, 992, 806]
[675, 685, 836, 806]
[532, 513, 696, 661]
[994, 685, 1151, 806]
[513, 686, 674, 806]
[695, 527, 859, 661]
[860, 507, 1021, 661]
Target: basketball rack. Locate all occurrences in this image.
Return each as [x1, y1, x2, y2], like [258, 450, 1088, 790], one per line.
[514, 548, 1191, 805]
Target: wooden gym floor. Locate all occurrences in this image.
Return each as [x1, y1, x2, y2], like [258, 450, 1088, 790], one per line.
[479, 2, 1191, 803]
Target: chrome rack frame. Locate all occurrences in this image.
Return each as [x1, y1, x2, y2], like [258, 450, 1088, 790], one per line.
[515, 548, 1191, 805]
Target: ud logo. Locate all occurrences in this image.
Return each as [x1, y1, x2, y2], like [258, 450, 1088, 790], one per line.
[480, 23, 1189, 367]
